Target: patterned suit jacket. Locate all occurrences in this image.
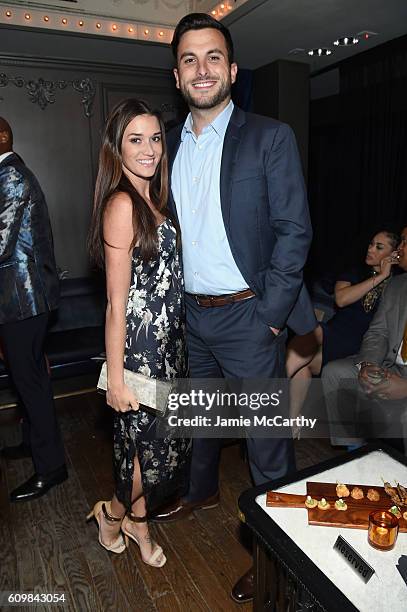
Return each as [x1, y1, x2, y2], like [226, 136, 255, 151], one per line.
[0, 152, 59, 324]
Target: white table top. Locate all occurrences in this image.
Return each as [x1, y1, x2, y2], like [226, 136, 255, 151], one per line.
[256, 450, 407, 612]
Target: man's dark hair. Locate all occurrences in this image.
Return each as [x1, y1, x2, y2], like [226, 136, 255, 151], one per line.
[171, 13, 234, 64]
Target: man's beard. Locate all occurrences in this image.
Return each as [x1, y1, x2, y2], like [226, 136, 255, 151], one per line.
[180, 76, 231, 110]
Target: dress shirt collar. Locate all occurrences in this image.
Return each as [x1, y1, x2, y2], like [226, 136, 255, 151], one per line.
[180, 100, 234, 142]
[0, 151, 14, 164]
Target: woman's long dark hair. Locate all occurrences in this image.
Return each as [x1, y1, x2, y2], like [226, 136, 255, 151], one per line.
[88, 98, 169, 267]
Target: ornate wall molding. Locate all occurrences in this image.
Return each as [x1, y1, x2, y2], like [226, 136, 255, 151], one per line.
[0, 73, 95, 116]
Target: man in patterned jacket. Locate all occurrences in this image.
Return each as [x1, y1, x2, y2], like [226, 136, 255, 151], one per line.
[0, 117, 67, 501]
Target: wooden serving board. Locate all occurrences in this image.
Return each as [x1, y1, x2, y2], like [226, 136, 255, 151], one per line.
[266, 482, 407, 532]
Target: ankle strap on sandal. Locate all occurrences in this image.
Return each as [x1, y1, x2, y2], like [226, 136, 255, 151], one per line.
[102, 502, 122, 523]
[127, 512, 147, 523]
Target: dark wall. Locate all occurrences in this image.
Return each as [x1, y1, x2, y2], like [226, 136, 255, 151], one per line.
[253, 60, 310, 177]
[0, 26, 182, 278]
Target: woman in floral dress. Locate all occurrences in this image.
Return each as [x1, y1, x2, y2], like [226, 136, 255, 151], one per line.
[87, 99, 189, 567]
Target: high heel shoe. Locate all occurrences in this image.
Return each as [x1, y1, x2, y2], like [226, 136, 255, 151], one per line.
[86, 500, 128, 554]
[121, 513, 166, 567]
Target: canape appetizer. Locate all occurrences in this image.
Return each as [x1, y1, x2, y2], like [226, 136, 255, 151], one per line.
[335, 498, 347, 511]
[350, 486, 364, 500]
[317, 498, 330, 510]
[336, 483, 350, 498]
[389, 505, 402, 519]
[305, 495, 318, 509]
[367, 488, 380, 501]
[383, 480, 407, 507]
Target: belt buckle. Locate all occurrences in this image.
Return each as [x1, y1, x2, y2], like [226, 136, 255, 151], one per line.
[195, 294, 214, 307]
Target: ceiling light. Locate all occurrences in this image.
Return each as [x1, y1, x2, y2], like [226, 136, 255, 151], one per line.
[4, 7, 182, 46]
[308, 48, 332, 57]
[357, 31, 378, 40]
[333, 36, 359, 46]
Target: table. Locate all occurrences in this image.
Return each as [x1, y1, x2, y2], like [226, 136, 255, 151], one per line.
[238, 443, 407, 611]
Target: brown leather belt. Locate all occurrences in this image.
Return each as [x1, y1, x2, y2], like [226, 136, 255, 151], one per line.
[187, 289, 255, 308]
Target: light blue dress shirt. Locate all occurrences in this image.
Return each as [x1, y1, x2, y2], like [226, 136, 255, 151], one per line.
[171, 101, 248, 295]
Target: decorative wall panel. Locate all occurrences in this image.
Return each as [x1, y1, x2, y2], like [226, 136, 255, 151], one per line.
[0, 53, 183, 277]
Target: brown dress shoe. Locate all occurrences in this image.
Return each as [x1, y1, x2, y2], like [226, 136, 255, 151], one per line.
[150, 491, 219, 523]
[231, 567, 254, 603]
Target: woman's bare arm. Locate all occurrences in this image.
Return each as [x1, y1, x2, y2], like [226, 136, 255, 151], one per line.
[103, 192, 139, 412]
[334, 255, 396, 308]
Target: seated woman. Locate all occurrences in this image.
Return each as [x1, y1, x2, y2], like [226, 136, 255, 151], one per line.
[286, 229, 400, 435]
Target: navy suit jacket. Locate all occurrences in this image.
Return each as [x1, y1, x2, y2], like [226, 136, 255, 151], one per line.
[0, 152, 59, 324]
[167, 106, 316, 335]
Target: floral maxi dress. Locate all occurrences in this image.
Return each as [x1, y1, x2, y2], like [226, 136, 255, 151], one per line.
[113, 219, 190, 511]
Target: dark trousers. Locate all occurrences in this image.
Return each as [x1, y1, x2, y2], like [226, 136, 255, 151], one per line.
[184, 294, 295, 502]
[0, 312, 65, 475]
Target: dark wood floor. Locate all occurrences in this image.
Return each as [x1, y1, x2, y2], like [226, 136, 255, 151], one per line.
[0, 392, 344, 612]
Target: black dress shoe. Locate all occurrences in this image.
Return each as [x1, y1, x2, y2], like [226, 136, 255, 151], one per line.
[10, 465, 68, 503]
[150, 491, 219, 523]
[1, 443, 31, 460]
[231, 567, 254, 603]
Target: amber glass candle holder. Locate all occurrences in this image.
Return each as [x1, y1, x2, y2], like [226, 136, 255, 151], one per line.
[368, 510, 399, 551]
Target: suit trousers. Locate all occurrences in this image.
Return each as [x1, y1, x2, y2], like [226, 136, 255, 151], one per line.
[184, 294, 295, 502]
[322, 357, 407, 451]
[0, 312, 65, 474]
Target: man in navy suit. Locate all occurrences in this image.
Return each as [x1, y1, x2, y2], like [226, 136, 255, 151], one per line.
[151, 14, 315, 601]
[0, 117, 67, 502]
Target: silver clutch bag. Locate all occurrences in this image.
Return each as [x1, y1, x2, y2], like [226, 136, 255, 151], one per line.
[97, 361, 172, 416]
